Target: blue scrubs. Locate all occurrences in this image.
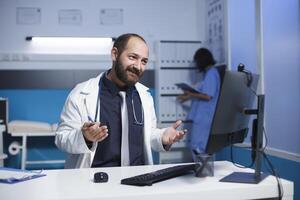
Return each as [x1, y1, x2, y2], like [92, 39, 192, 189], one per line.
[187, 67, 220, 153]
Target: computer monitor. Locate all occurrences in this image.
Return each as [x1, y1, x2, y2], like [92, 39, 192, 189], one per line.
[204, 66, 268, 184]
[205, 67, 258, 155]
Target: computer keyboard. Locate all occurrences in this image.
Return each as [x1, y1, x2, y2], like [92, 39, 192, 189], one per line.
[121, 163, 197, 186]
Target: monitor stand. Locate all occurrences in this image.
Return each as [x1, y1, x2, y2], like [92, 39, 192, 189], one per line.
[220, 171, 268, 184]
[220, 95, 268, 184]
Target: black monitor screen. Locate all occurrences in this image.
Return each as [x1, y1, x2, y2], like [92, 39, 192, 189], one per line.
[205, 68, 259, 155]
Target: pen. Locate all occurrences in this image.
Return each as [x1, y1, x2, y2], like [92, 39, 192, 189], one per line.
[84, 98, 94, 123]
[88, 116, 94, 123]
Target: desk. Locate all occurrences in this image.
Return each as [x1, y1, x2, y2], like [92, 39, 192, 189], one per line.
[0, 124, 7, 166]
[9, 132, 65, 170]
[0, 161, 293, 200]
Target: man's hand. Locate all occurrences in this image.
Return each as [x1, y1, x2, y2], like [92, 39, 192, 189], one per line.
[162, 120, 186, 147]
[81, 122, 109, 142]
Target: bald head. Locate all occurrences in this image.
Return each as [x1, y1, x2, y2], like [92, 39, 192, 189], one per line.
[113, 33, 147, 55]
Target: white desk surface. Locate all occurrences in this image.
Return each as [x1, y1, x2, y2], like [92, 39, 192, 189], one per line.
[0, 161, 293, 200]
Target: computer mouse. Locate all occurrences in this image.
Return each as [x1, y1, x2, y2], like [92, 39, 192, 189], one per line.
[94, 172, 109, 183]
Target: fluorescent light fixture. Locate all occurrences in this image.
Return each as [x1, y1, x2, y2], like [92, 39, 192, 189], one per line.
[25, 36, 113, 43]
[25, 36, 114, 55]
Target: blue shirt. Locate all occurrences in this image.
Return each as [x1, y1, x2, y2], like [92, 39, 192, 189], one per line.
[187, 67, 220, 153]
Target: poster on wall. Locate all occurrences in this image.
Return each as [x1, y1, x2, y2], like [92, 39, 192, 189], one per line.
[100, 8, 123, 25]
[58, 9, 82, 25]
[16, 7, 41, 25]
[206, 0, 225, 64]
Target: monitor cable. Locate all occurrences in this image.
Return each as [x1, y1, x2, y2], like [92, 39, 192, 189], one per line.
[230, 144, 255, 169]
[262, 127, 283, 200]
[231, 124, 283, 199]
[229, 117, 282, 199]
[263, 152, 283, 199]
[229, 130, 283, 200]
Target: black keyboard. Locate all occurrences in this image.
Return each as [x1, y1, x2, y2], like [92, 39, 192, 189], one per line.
[121, 164, 196, 186]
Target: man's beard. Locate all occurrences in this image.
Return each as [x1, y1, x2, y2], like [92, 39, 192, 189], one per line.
[115, 59, 143, 87]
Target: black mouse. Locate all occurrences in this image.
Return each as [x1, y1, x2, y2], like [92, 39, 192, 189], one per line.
[94, 172, 109, 183]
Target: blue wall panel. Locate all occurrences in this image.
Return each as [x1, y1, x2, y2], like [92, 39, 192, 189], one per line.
[0, 89, 69, 169]
[0, 89, 70, 123]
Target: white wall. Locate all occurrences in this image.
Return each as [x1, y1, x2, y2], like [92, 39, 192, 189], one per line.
[226, 0, 300, 157]
[0, 0, 205, 69]
[262, 0, 300, 155]
[225, 0, 257, 144]
[226, 0, 256, 72]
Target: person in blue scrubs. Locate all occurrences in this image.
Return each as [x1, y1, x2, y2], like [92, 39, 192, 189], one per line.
[177, 48, 220, 154]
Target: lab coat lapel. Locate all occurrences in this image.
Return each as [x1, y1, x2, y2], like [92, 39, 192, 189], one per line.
[80, 73, 102, 122]
[135, 83, 153, 164]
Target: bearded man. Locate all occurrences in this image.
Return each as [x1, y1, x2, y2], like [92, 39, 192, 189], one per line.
[55, 33, 185, 168]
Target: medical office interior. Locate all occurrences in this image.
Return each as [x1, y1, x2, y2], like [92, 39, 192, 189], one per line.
[0, 0, 299, 199]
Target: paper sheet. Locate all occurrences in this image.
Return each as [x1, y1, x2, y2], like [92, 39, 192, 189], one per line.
[0, 168, 45, 183]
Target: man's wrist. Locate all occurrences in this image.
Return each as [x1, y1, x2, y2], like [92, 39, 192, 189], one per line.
[163, 144, 171, 151]
[83, 134, 93, 149]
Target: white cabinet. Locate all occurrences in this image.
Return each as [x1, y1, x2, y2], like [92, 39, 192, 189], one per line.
[155, 41, 202, 163]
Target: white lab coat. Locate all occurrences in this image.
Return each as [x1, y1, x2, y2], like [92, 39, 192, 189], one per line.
[55, 72, 166, 168]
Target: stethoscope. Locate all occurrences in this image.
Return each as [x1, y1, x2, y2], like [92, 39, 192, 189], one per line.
[86, 73, 144, 126]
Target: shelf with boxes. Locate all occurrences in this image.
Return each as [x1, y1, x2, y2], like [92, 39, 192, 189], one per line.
[155, 40, 202, 163]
